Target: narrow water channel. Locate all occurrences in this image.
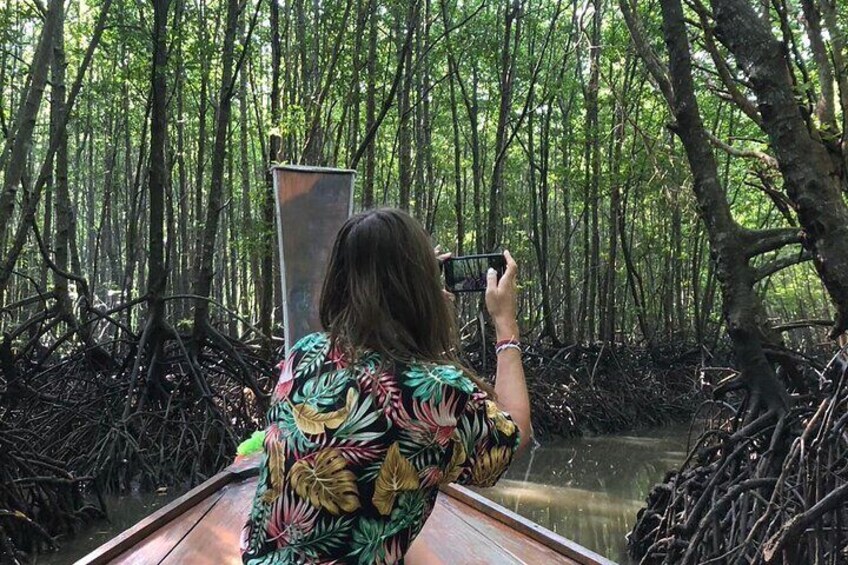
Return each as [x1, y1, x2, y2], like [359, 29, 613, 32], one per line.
[474, 425, 690, 563]
[37, 425, 688, 564]
[33, 491, 182, 565]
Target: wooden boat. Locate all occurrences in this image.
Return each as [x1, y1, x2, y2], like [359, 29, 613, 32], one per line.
[77, 456, 615, 565]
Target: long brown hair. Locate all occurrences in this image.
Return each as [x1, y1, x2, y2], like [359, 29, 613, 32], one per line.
[319, 208, 490, 391]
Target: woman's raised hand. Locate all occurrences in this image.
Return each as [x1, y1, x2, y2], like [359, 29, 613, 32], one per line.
[485, 251, 518, 339]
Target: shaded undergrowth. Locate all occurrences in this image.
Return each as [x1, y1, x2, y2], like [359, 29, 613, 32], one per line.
[2, 316, 708, 562]
[466, 338, 705, 437]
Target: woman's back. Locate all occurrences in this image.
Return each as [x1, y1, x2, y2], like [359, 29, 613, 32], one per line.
[240, 332, 520, 565]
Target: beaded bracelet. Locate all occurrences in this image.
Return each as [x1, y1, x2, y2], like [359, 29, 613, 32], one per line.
[496, 343, 522, 355]
[495, 338, 521, 355]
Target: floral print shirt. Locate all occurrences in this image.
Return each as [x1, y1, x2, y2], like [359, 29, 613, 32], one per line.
[241, 332, 521, 564]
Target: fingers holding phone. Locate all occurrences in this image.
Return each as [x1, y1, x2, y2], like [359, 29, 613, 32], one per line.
[440, 250, 518, 338]
[486, 251, 518, 336]
[434, 245, 452, 264]
[499, 250, 517, 286]
[434, 246, 456, 304]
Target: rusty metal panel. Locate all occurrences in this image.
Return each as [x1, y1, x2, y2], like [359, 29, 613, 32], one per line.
[273, 165, 355, 352]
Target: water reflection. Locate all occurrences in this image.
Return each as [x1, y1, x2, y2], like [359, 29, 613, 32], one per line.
[33, 491, 180, 565]
[474, 426, 689, 563]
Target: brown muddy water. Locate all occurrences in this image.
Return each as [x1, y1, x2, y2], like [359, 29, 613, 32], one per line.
[474, 425, 690, 563]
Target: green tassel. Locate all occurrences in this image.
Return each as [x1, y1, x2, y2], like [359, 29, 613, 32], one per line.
[237, 429, 266, 457]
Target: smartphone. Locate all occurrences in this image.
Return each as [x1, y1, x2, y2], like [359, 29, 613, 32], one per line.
[443, 253, 507, 293]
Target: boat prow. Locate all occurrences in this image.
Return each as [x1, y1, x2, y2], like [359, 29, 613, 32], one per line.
[76, 457, 615, 564]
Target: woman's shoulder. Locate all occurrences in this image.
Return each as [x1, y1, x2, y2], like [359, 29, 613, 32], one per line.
[399, 360, 477, 401]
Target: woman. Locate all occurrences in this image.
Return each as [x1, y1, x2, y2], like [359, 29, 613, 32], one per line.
[241, 208, 532, 564]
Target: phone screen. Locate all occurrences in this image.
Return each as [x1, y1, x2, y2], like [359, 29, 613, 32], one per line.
[444, 254, 507, 293]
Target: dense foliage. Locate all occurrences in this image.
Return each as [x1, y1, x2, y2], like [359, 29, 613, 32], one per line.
[0, 0, 835, 348]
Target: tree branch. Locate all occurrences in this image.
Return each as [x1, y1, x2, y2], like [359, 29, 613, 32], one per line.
[689, 0, 761, 125]
[754, 249, 812, 281]
[706, 131, 777, 168]
[618, 0, 673, 105]
[745, 227, 803, 258]
[349, 0, 421, 169]
[770, 319, 833, 333]
[763, 482, 848, 562]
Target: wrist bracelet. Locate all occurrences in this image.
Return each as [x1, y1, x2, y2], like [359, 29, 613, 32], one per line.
[495, 340, 521, 355]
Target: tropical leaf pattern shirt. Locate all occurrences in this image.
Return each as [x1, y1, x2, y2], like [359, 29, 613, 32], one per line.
[241, 332, 521, 564]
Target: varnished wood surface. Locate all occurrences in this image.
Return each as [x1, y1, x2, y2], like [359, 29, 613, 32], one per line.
[154, 479, 255, 564]
[425, 490, 579, 564]
[77, 458, 615, 565]
[106, 491, 224, 565]
[444, 484, 614, 565]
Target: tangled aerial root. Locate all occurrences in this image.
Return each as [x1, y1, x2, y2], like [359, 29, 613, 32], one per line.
[0, 422, 105, 563]
[1, 296, 276, 562]
[628, 352, 848, 564]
